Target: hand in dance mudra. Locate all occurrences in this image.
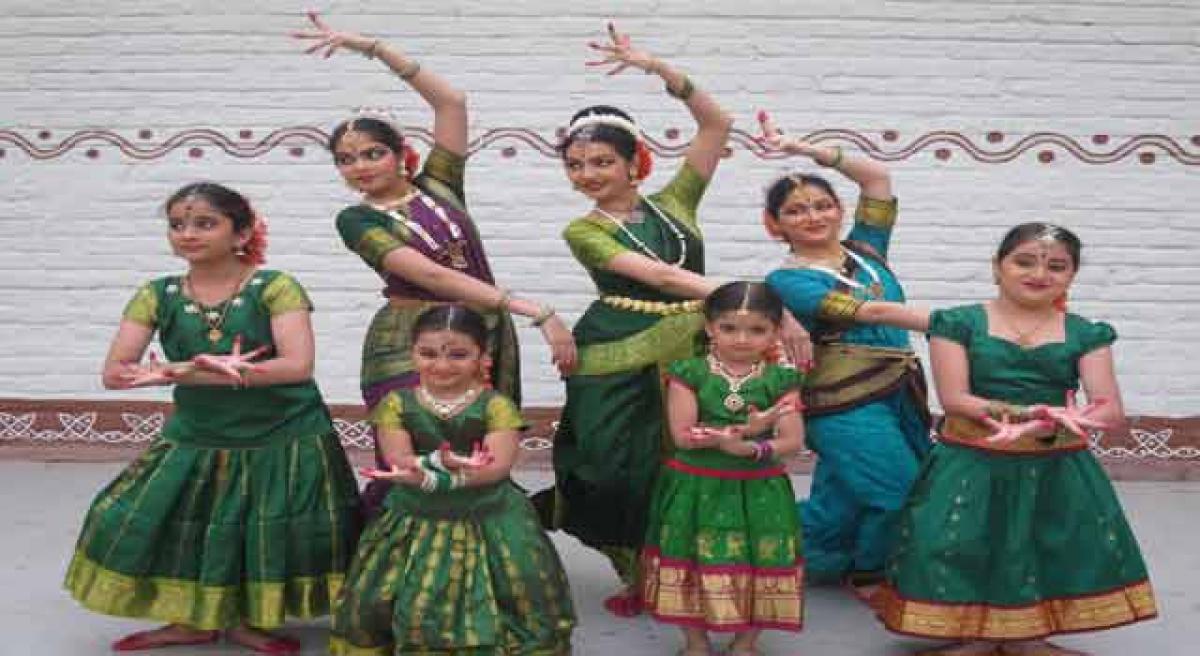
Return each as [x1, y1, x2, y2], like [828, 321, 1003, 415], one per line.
[291, 10, 376, 58]
[687, 397, 799, 447]
[1028, 390, 1110, 437]
[112, 351, 188, 389]
[359, 442, 494, 482]
[757, 110, 832, 162]
[190, 335, 269, 386]
[586, 21, 657, 75]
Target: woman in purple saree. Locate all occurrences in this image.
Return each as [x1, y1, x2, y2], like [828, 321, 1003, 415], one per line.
[295, 12, 575, 511]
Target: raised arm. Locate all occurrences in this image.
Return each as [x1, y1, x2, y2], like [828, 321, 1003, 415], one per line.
[587, 22, 733, 179]
[758, 111, 891, 200]
[293, 11, 468, 155]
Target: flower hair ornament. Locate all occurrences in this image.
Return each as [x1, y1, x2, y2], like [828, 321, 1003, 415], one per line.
[567, 112, 653, 180]
[238, 210, 269, 266]
[349, 105, 421, 179]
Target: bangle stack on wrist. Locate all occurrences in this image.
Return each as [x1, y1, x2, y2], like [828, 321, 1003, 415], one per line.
[666, 75, 695, 101]
[531, 305, 557, 327]
[397, 59, 421, 81]
[750, 440, 775, 461]
[821, 146, 844, 169]
[495, 289, 513, 312]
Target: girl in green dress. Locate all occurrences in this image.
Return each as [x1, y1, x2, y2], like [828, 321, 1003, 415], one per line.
[643, 282, 807, 656]
[64, 182, 362, 655]
[332, 305, 575, 655]
[876, 224, 1158, 655]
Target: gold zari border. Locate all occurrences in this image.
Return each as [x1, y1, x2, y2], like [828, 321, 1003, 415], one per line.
[65, 551, 344, 630]
[876, 581, 1157, 640]
[817, 291, 864, 323]
[855, 196, 898, 229]
[642, 555, 804, 630]
[576, 312, 704, 376]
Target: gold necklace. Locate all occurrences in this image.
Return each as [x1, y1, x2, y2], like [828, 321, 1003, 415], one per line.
[417, 386, 479, 420]
[184, 267, 252, 344]
[707, 354, 762, 412]
[996, 306, 1059, 347]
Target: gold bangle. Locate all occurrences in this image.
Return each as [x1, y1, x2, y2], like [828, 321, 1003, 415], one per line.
[495, 289, 513, 312]
[398, 59, 421, 81]
[823, 146, 844, 168]
[531, 305, 557, 328]
[666, 75, 694, 101]
[364, 39, 381, 60]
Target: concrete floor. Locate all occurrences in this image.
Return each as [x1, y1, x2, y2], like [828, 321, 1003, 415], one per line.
[2, 462, 1195, 655]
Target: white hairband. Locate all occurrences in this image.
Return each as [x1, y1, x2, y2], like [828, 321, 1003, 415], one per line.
[350, 105, 403, 135]
[568, 114, 641, 140]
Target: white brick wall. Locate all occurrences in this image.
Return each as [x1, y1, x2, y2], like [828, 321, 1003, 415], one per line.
[2, 1, 1198, 414]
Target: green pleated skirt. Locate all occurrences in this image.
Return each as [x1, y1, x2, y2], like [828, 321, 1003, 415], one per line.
[642, 459, 804, 633]
[877, 443, 1157, 640]
[64, 432, 363, 630]
[534, 365, 667, 585]
[330, 481, 575, 655]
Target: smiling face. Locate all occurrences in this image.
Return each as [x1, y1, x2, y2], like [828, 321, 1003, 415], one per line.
[705, 310, 780, 367]
[165, 197, 247, 265]
[562, 140, 637, 206]
[768, 183, 845, 251]
[993, 238, 1077, 309]
[333, 129, 406, 200]
[411, 328, 489, 396]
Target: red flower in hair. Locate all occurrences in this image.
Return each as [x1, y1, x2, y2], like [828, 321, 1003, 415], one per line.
[402, 143, 421, 181]
[634, 140, 653, 180]
[238, 212, 269, 265]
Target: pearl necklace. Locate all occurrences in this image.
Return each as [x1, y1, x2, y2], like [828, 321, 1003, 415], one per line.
[592, 197, 688, 267]
[782, 246, 883, 300]
[707, 354, 762, 412]
[371, 189, 469, 269]
[417, 385, 479, 420]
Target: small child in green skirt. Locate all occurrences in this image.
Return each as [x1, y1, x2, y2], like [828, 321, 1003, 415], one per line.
[332, 305, 575, 655]
[642, 281, 807, 656]
[64, 182, 362, 654]
[876, 223, 1158, 655]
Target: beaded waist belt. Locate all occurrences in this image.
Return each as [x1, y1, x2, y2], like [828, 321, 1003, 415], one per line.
[600, 295, 702, 315]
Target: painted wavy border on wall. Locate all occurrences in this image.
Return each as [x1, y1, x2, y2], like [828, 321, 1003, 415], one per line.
[2, 127, 1198, 165]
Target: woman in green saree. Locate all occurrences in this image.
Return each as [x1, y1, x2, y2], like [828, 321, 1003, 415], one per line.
[64, 183, 362, 655]
[531, 23, 811, 617]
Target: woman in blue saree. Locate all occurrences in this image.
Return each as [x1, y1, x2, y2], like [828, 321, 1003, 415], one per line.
[758, 112, 931, 588]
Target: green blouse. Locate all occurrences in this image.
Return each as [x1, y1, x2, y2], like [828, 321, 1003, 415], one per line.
[564, 163, 710, 374]
[667, 357, 804, 471]
[368, 388, 527, 519]
[928, 303, 1117, 407]
[123, 270, 331, 448]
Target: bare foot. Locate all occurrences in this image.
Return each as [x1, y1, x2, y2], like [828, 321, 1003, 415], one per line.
[112, 624, 218, 651]
[225, 626, 301, 655]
